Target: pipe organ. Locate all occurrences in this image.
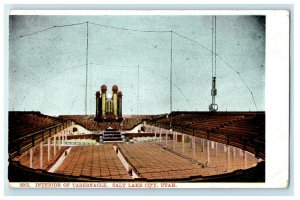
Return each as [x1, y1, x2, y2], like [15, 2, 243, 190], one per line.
[95, 84, 123, 122]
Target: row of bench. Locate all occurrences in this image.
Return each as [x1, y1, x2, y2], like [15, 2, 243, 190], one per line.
[117, 143, 211, 179]
[148, 112, 265, 159]
[9, 112, 63, 140]
[55, 145, 132, 179]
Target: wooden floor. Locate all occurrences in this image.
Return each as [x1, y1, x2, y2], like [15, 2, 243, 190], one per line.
[17, 139, 260, 181]
[55, 145, 132, 180]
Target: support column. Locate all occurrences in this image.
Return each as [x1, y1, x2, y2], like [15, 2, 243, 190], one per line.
[207, 139, 210, 164]
[61, 132, 63, 147]
[224, 144, 227, 152]
[192, 136, 196, 159]
[165, 131, 168, 147]
[159, 128, 162, 143]
[182, 134, 185, 154]
[240, 149, 243, 156]
[227, 146, 231, 172]
[29, 148, 33, 168]
[173, 131, 176, 150]
[47, 138, 50, 161]
[60, 131, 63, 146]
[211, 141, 214, 149]
[244, 151, 248, 169]
[54, 134, 56, 156]
[40, 142, 43, 169]
[62, 131, 65, 146]
[58, 132, 61, 150]
[233, 147, 236, 157]
[215, 142, 218, 157]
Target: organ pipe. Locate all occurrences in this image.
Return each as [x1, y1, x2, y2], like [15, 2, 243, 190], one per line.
[112, 85, 118, 118]
[101, 85, 107, 118]
[95, 91, 100, 117]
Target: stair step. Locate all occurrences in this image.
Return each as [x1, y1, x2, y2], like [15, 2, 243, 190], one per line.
[102, 131, 123, 142]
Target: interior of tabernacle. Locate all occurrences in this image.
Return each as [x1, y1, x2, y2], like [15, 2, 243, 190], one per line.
[9, 15, 265, 182]
[9, 110, 265, 182]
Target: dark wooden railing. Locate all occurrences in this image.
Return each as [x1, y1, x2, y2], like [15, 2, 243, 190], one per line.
[9, 121, 72, 160]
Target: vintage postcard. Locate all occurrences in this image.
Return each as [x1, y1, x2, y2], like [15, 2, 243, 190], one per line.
[7, 10, 289, 189]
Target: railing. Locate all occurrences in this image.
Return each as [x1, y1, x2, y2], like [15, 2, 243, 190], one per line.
[145, 120, 265, 160]
[9, 121, 73, 160]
